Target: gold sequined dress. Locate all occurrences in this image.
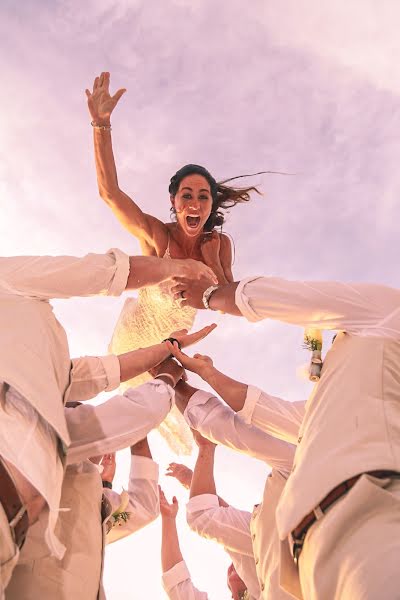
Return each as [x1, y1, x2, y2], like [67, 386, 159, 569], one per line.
[109, 243, 196, 454]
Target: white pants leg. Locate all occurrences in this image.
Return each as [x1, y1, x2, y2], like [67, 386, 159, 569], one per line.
[0, 504, 19, 600]
[298, 474, 400, 600]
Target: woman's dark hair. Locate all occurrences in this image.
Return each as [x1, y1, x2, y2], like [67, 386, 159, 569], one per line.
[169, 163, 264, 232]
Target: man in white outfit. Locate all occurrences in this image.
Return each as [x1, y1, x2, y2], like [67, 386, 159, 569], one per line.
[6, 437, 162, 599]
[0, 249, 215, 598]
[173, 274, 400, 599]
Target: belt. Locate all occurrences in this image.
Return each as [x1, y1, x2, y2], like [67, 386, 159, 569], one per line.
[0, 459, 29, 549]
[290, 470, 400, 565]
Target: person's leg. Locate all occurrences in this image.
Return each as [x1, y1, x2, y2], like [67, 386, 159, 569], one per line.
[299, 475, 400, 600]
[0, 504, 19, 599]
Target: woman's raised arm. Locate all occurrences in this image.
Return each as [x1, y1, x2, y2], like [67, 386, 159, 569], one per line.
[86, 72, 167, 251]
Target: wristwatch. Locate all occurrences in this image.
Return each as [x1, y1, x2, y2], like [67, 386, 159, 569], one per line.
[202, 285, 219, 309]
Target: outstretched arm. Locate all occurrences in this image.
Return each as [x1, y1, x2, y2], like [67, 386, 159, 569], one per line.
[86, 72, 167, 252]
[160, 490, 209, 599]
[169, 346, 304, 445]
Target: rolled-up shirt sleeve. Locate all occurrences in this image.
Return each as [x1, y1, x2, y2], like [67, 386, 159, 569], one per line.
[106, 456, 159, 544]
[184, 391, 295, 474]
[0, 248, 129, 300]
[237, 385, 305, 445]
[162, 560, 208, 600]
[235, 276, 400, 335]
[65, 355, 121, 402]
[187, 494, 253, 556]
[65, 380, 174, 464]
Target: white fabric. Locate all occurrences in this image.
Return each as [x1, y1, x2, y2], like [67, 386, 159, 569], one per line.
[0, 249, 130, 445]
[109, 279, 196, 456]
[235, 275, 400, 599]
[162, 560, 208, 600]
[238, 386, 305, 445]
[187, 495, 260, 600]
[6, 455, 159, 600]
[105, 455, 160, 544]
[235, 276, 400, 337]
[183, 390, 295, 474]
[65, 380, 175, 464]
[0, 386, 64, 559]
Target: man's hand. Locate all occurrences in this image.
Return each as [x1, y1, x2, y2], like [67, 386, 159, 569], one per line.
[149, 357, 185, 386]
[166, 463, 193, 489]
[169, 324, 217, 349]
[171, 259, 217, 285]
[166, 343, 214, 378]
[100, 453, 116, 484]
[191, 428, 217, 449]
[171, 276, 215, 309]
[85, 71, 126, 125]
[159, 487, 179, 519]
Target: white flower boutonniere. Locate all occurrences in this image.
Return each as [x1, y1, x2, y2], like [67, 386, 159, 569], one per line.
[110, 490, 131, 528]
[303, 328, 323, 382]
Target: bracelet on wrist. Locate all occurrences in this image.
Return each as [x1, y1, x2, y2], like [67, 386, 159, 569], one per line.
[202, 285, 219, 310]
[102, 480, 112, 489]
[91, 120, 112, 131]
[162, 337, 182, 350]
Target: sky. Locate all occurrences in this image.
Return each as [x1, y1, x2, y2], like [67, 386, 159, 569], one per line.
[1, 1, 399, 598]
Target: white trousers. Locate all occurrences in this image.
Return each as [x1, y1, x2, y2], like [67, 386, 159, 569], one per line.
[0, 505, 19, 600]
[298, 474, 400, 600]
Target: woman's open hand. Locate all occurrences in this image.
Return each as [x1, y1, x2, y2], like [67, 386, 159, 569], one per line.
[86, 71, 126, 125]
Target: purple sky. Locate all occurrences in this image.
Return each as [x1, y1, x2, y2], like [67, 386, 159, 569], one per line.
[1, 1, 399, 598]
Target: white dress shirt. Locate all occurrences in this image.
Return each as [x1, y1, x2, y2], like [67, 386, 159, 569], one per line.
[183, 390, 295, 475]
[105, 455, 160, 544]
[235, 276, 400, 336]
[187, 494, 260, 600]
[162, 560, 208, 600]
[183, 391, 299, 600]
[237, 386, 305, 446]
[234, 276, 400, 542]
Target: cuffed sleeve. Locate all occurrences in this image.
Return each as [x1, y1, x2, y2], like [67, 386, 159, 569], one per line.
[0, 249, 130, 300]
[187, 494, 254, 556]
[235, 276, 400, 335]
[65, 380, 174, 464]
[65, 354, 121, 402]
[237, 385, 305, 445]
[106, 455, 160, 544]
[162, 561, 208, 600]
[184, 392, 295, 473]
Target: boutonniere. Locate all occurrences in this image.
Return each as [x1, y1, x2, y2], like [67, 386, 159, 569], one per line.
[110, 490, 131, 528]
[303, 328, 323, 382]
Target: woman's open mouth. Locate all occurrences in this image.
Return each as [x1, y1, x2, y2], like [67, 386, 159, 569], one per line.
[186, 215, 201, 229]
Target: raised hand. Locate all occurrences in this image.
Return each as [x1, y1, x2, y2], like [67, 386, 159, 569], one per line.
[85, 71, 126, 125]
[171, 259, 218, 285]
[169, 324, 217, 349]
[166, 342, 214, 377]
[159, 486, 179, 519]
[166, 462, 193, 489]
[100, 453, 116, 484]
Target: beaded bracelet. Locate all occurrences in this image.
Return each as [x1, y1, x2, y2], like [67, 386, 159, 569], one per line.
[91, 120, 112, 131]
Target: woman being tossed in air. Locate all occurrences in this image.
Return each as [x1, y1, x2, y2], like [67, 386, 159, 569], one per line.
[86, 71, 261, 453]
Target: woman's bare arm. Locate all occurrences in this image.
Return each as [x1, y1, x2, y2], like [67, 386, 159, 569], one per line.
[86, 72, 167, 252]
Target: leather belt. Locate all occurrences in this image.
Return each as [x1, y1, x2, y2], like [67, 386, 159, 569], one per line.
[290, 470, 400, 564]
[0, 459, 29, 549]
